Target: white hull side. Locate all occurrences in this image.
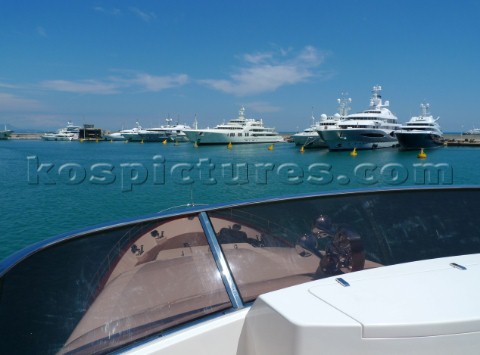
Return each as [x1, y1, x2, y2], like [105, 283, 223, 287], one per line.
[184, 130, 284, 144]
[319, 128, 399, 150]
[104, 133, 127, 141]
[41, 135, 75, 141]
[291, 134, 327, 148]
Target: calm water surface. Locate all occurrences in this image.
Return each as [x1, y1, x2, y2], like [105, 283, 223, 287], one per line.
[1, 139, 479, 260]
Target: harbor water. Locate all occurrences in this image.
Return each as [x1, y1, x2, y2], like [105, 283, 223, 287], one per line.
[1, 139, 479, 261]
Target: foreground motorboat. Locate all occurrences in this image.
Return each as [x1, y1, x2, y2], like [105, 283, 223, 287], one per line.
[183, 107, 284, 145]
[396, 102, 444, 149]
[1, 186, 480, 354]
[292, 95, 352, 148]
[41, 121, 81, 141]
[318, 85, 401, 150]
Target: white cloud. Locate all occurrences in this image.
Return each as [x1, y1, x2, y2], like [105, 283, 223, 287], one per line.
[93, 6, 121, 16]
[0, 93, 44, 111]
[129, 7, 157, 22]
[40, 79, 120, 95]
[36, 72, 189, 95]
[200, 46, 328, 96]
[115, 73, 189, 92]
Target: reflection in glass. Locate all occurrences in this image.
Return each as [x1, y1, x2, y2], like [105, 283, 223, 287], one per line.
[0, 215, 231, 354]
[209, 189, 480, 303]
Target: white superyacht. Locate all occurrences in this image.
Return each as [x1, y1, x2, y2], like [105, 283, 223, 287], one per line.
[41, 121, 81, 141]
[293, 95, 352, 148]
[104, 122, 143, 141]
[396, 102, 444, 149]
[183, 107, 284, 145]
[318, 85, 401, 150]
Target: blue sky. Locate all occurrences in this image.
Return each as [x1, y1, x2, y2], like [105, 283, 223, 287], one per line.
[1, 0, 479, 132]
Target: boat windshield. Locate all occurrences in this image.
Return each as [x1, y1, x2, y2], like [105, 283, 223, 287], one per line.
[1, 187, 480, 354]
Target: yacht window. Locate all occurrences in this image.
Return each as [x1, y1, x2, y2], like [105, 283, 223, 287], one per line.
[208, 189, 480, 303]
[0, 216, 231, 354]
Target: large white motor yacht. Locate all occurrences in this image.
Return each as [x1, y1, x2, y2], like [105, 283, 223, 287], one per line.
[183, 107, 284, 145]
[318, 85, 401, 150]
[41, 122, 81, 141]
[396, 102, 444, 149]
[137, 119, 191, 142]
[293, 95, 352, 148]
[104, 122, 143, 141]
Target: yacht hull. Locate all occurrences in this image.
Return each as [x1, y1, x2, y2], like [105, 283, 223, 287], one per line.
[291, 134, 327, 148]
[41, 135, 75, 141]
[318, 128, 399, 151]
[138, 132, 189, 143]
[104, 133, 127, 141]
[396, 132, 444, 150]
[0, 130, 12, 140]
[184, 130, 284, 145]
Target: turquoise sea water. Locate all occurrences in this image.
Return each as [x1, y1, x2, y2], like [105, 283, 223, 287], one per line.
[1, 139, 479, 261]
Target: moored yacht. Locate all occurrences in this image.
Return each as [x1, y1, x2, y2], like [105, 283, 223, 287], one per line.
[462, 128, 480, 135]
[137, 119, 191, 142]
[104, 122, 142, 141]
[396, 102, 444, 149]
[183, 107, 284, 145]
[293, 95, 352, 148]
[41, 121, 81, 141]
[318, 85, 401, 150]
[0, 125, 12, 140]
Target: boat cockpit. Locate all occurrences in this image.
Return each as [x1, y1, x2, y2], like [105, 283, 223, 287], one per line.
[1, 187, 480, 354]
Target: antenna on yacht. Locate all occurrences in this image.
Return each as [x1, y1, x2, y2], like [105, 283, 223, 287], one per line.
[238, 106, 246, 120]
[193, 114, 198, 129]
[338, 93, 352, 117]
[311, 106, 315, 126]
[371, 85, 384, 108]
[420, 102, 430, 116]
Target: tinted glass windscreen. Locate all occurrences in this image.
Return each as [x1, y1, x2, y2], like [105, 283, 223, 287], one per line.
[209, 189, 480, 302]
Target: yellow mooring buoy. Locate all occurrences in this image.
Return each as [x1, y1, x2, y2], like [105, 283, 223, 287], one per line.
[268, 144, 274, 151]
[300, 146, 305, 153]
[162, 139, 167, 144]
[227, 142, 233, 149]
[417, 148, 427, 159]
[140, 140, 144, 144]
[193, 141, 198, 148]
[350, 147, 357, 157]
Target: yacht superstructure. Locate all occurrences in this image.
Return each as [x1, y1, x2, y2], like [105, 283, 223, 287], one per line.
[41, 122, 81, 141]
[396, 102, 444, 149]
[183, 107, 284, 145]
[318, 86, 401, 150]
